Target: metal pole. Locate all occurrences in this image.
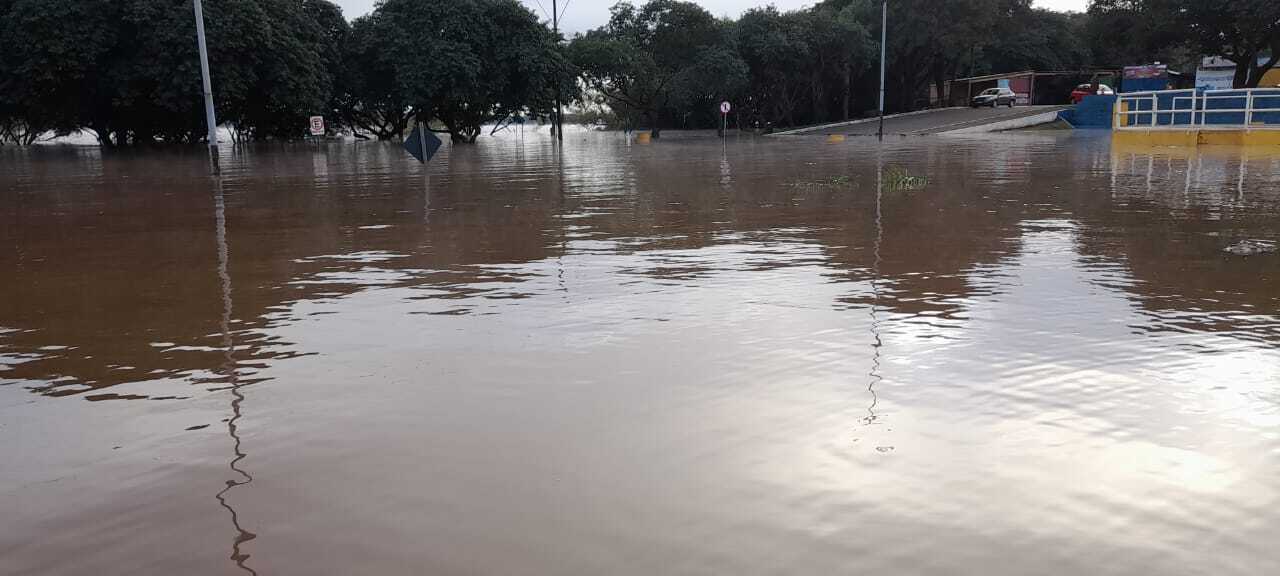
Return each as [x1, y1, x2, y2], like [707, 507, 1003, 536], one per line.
[193, 0, 219, 173]
[553, 0, 564, 143]
[417, 121, 429, 165]
[877, 0, 887, 142]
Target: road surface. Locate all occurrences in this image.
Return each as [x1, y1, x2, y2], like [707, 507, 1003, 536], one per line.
[778, 105, 1068, 136]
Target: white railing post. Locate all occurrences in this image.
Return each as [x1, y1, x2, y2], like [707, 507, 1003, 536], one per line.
[1246, 91, 1254, 131]
[1151, 93, 1158, 126]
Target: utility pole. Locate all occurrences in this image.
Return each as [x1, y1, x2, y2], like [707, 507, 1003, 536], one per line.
[877, 0, 887, 142]
[193, 0, 219, 173]
[553, 0, 564, 143]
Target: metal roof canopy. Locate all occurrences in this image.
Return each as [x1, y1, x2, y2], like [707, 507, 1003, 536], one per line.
[940, 70, 1125, 108]
[950, 70, 1121, 83]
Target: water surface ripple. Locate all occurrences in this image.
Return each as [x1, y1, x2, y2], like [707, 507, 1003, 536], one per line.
[2, 132, 1278, 575]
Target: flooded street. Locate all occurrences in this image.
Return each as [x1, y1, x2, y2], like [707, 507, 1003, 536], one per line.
[2, 132, 1279, 575]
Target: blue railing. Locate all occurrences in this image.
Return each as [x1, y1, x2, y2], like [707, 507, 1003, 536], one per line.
[1115, 88, 1280, 129]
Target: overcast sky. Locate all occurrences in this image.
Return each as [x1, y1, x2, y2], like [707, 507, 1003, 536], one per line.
[333, 0, 1089, 32]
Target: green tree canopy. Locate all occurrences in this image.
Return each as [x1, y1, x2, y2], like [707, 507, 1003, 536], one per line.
[569, 0, 746, 136]
[1177, 0, 1280, 88]
[0, 0, 345, 145]
[359, 0, 571, 143]
[987, 1, 1093, 74]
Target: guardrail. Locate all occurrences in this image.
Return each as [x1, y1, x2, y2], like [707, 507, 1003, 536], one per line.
[1114, 88, 1280, 130]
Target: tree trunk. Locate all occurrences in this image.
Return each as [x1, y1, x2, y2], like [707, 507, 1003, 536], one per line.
[645, 110, 660, 138]
[811, 79, 824, 124]
[842, 66, 852, 121]
[1245, 54, 1278, 88]
[1234, 57, 1253, 89]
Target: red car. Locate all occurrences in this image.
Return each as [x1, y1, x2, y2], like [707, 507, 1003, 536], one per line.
[1071, 83, 1115, 104]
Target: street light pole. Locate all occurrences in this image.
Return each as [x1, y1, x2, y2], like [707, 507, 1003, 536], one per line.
[193, 0, 219, 173]
[553, 0, 564, 143]
[877, 0, 887, 142]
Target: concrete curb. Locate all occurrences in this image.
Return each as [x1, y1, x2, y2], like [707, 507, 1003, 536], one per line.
[770, 108, 966, 136]
[939, 110, 1064, 134]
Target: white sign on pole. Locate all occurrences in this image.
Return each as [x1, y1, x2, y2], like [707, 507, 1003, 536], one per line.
[720, 101, 732, 115]
[309, 116, 325, 136]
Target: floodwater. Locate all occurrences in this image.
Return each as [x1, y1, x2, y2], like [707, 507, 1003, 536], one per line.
[2, 131, 1279, 576]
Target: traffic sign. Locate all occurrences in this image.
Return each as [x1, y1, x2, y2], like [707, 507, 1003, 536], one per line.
[404, 124, 443, 164]
[309, 116, 325, 136]
[720, 101, 732, 115]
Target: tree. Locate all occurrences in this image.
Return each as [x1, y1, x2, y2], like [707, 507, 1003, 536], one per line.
[0, 0, 346, 145]
[736, 7, 817, 127]
[0, 0, 119, 143]
[361, 0, 569, 143]
[1177, 0, 1280, 88]
[224, 0, 340, 141]
[340, 13, 414, 140]
[987, 1, 1092, 74]
[1086, 0, 1191, 71]
[827, 0, 997, 113]
[808, 5, 873, 122]
[570, 1, 744, 137]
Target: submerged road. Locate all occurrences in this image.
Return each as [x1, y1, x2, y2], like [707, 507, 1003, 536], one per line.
[778, 105, 1068, 136]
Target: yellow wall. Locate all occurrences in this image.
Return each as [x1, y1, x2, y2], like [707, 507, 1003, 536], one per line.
[1261, 68, 1280, 88]
[1114, 129, 1280, 148]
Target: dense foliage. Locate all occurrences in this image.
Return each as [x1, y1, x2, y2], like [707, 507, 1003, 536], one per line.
[0, 0, 346, 145]
[2, 0, 1276, 144]
[573, 0, 1279, 132]
[0, 0, 567, 145]
[1088, 0, 1280, 88]
[346, 0, 573, 143]
[569, 0, 747, 137]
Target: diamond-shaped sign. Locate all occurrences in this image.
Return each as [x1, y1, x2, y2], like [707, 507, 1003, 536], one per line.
[404, 125, 443, 164]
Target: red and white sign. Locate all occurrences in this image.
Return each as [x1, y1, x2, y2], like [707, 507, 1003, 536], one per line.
[720, 101, 732, 115]
[309, 116, 325, 136]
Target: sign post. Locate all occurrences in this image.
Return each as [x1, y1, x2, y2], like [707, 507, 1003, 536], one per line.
[404, 122, 445, 223]
[193, 0, 219, 173]
[878, 0, 887, 142]
[309, 116, 325, 138]
[404, 123, 443, 165]
[719, 101, 731, 137]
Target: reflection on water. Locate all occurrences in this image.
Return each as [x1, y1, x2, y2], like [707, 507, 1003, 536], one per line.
[211, 177, 258, 575]
[1, 132, 1279, 575]
[864, 154, 885, 429]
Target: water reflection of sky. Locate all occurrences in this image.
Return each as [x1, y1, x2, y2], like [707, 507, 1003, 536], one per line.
[2, 134, 1279, 575]
[2, 134, 1278, 404]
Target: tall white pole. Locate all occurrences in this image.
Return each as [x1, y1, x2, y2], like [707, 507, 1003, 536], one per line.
[878, 0, 887, 142]
[553, 0, 564, 143]
[193, 0, 219, 172]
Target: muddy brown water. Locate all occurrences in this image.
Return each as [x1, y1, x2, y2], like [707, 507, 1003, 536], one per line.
[2, 132, 1279, 575]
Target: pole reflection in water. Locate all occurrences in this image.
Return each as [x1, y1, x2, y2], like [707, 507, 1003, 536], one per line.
[864, 154, 884, 428]
[211, 176, 258, 576]
[1237, 150, 1248, 201]
[556, 143, 569, 300]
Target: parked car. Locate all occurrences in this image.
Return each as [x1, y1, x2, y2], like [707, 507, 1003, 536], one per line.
[971, 87, 1017, 108]
[1070, 83, 1114, 104]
